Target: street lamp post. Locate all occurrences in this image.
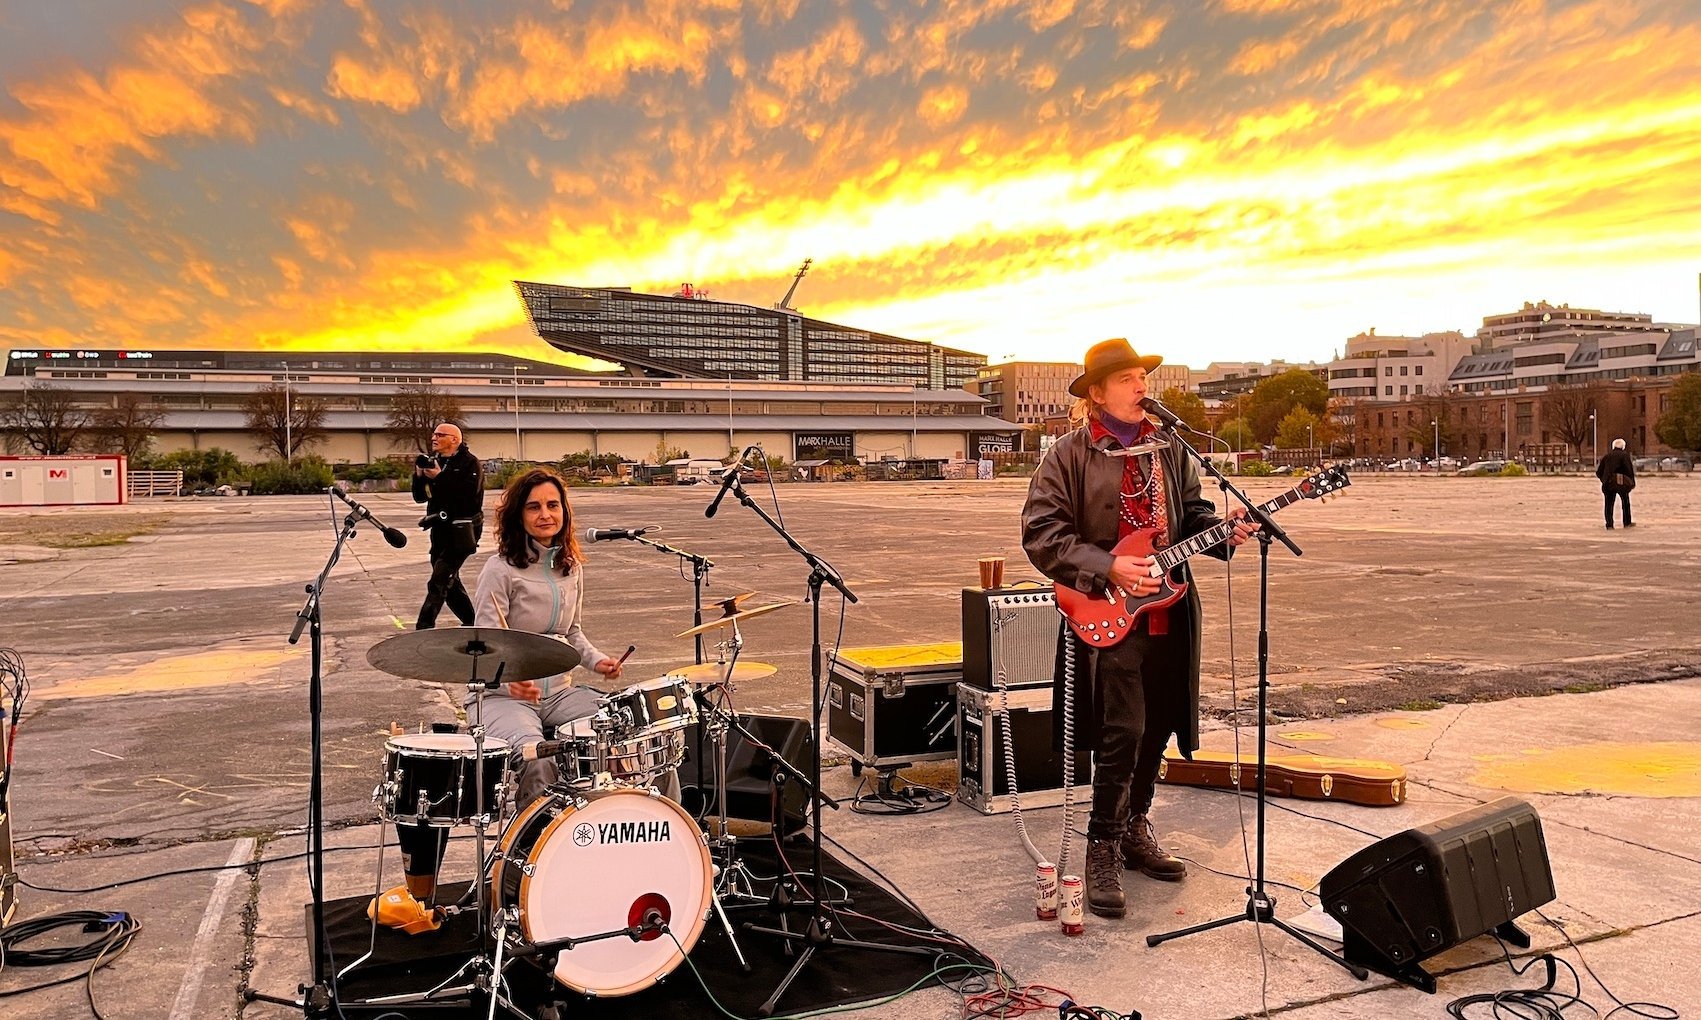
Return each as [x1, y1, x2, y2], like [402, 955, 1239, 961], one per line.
[281, 361, 293, 464]
[512, 363, 527, 461]
[1590, 410, 1597, 466]
[1431, 418, 1439, 468]
[1307, 422, 1315, 459]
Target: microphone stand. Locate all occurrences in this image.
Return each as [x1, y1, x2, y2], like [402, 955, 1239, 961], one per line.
[707, 475, 937, 1018]
[628, 533, 714, 664]
[1143, 426, 1367, 982]
[247, 505, 371, 1017]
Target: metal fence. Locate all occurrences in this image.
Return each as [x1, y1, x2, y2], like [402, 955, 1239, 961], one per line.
[127, 470, 183, 498]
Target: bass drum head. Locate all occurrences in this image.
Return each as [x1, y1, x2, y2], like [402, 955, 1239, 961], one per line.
[514, 789, 712, 996]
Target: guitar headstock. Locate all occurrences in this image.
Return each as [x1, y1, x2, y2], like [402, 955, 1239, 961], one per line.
[1295, 464, 1351, 501]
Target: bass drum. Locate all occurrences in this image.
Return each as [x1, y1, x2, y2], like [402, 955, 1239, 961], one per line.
[491, 788, 712, 996]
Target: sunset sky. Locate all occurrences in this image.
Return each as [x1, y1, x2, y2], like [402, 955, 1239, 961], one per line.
[3, 0, 1699, 373]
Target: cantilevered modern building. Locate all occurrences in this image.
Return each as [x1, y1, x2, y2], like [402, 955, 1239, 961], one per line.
[514, 281, 986, 389]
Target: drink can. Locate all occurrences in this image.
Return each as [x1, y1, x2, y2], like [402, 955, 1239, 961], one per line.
[1059, 874, 1085, 935]
[1035, 861, 1058, 920]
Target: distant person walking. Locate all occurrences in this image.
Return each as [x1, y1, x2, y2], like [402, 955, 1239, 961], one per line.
[1595, 438, 1636, 530]
[412, 423, 485, 627]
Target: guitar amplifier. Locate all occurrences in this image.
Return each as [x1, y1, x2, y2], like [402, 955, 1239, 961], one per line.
[826, 643, 961, 769]
[956, 683, 1091, 815]
[1, 701, 16, 927]
[961, 585, 1058, 691]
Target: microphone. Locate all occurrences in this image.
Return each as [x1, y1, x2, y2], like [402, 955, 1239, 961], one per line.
[329, 488, 408, 548]
[1139, 397, 1194, 433]
[704, 446, 760, 519]
[584, 526, 655, 542]
[522, 738, 578, 762]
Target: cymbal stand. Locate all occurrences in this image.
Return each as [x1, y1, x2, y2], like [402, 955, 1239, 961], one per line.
[629, 531, 716, 818]
[710, 475, 938, 1018]
[462, 645, 506, 948]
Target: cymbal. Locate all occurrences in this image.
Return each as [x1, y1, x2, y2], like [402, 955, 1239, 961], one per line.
[367, 627, 581, 684]
[666, 661, 779, 685]
[674, 602, 795, 639]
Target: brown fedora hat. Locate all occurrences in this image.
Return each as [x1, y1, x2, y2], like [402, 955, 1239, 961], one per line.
[1068, 338, 1163, 397]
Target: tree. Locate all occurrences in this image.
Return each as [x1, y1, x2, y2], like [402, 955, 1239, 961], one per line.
[1215, 417, 1256, 452]
[88, 393, 168, 459]
[386, 383, 466, 453]
[1157, 388, 1209, 434]
[1403, 389, 1466, 458]
[1655, 373, 1701, 451]
[1545, 383, 1604, 458]
[1274, 406, 1320, 449]
[1245, 370, 1329, 444]
[241, 384, 329, 461]
[0, 382, 90, 454]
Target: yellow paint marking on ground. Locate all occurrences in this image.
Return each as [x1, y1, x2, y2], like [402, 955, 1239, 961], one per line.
[36, 646, 302, 701]
[1375, 717, 1433, 730]
[1472, 742, 1701, 798]
[1277, 730, 1335, 742]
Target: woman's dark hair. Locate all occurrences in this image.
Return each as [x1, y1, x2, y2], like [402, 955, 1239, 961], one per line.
[496, 468, 583, 575]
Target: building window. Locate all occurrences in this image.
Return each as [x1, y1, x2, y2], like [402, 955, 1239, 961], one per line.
[1415, 366, 1423, 376]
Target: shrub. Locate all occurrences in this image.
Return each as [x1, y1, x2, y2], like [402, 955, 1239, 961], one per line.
[1240, 460, 1276, 476]
[1499, 463, 1529, 477]
[487, 460, 535, 490]
[139, 447, 244, 488]
[336, 458, 412, 482]
[249, 455, 335, 495]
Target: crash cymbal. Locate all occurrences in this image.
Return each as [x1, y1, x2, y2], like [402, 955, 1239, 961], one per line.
[367, 627, 581, 684]
[666, 661, 779, 685]
[674, 601, 795, 639]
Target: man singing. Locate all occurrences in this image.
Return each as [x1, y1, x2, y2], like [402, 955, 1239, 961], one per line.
[412, 423, 484, 629]
[1022, 338, 1256, 919]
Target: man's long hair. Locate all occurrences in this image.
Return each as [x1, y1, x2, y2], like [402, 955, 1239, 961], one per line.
[496, 468, 583, 575]
[1070, 393, 1104, 428]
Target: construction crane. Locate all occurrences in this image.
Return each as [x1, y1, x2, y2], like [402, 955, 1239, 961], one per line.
[774, 258, 812, 311]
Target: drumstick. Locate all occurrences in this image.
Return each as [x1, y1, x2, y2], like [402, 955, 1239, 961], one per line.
[614, 644, 636, 668]
[492, 600, 509, 630]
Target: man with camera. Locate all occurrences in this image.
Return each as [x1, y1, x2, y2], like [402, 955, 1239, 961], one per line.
[412, 423, 485, 629]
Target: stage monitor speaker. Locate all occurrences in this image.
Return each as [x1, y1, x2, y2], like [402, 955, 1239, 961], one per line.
[961, 586, 1056, 691]
[680, 713, 810, 837]
[1320, 796, 1556, 992]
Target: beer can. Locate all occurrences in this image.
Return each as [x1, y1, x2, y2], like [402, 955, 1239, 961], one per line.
[1058, 874, 1085, 935]
[1034, 861, 1059, 920]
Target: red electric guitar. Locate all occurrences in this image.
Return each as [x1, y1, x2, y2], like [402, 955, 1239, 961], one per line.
[1054, 465, 1351, 647]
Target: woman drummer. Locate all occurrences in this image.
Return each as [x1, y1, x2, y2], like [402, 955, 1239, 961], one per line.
[471, 467, 625, 807]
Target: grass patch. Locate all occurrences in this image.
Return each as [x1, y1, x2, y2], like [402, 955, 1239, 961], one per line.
[39, 529, 153, 548]
[1395, 698, 1445, 712]
[1562, 681, 1609, 694]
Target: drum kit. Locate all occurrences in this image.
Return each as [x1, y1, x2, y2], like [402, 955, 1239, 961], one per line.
[340, 595, 800, 1014]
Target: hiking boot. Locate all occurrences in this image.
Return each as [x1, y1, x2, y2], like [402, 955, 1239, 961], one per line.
[1121, 814, 1187, 881]
[1085, 839, 1126, 918]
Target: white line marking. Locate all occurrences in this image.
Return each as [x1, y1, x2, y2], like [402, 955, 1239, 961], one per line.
[169, 837, 256, 1020]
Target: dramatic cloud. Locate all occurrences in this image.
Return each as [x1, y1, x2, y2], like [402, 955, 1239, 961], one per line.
[1, 0, 1699, 367]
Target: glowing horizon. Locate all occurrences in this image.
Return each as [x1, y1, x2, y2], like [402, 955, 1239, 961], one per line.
[3, 1, 1699, 373]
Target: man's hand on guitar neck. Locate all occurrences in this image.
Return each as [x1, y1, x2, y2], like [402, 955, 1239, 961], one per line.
[1110, 555, 1162, 596]
[1225, 508, 1260, 547]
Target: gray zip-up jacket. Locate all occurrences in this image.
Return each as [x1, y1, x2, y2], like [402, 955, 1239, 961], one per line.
[471, 542, 607, 700]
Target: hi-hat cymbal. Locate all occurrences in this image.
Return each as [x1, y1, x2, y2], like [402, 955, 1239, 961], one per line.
[367, 627, 581, 684]
[666, 661, 779, 685]
[674, 602, 795, 639]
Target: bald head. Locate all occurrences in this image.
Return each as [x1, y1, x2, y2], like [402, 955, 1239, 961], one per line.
[430, 422, 463, 455]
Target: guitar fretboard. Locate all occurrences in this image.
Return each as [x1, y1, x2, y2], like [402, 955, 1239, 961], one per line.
[1152, 486, 1308, 571]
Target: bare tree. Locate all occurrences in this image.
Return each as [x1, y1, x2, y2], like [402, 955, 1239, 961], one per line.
[1403, 387, 1467, 458]
[0, 382, 91, 454]
[386, 383, 466, 453]
[1545, 383, 1604, 458]
[88, 393, 169, 459]
[241, 383, 329, 461]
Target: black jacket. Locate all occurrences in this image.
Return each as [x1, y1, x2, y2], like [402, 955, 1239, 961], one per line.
[412, 445, 485, 521]
[1595, 448, 1636, 494]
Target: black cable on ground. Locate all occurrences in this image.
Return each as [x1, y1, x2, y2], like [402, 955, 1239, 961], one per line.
[0, 909, 143, 1020]
[1444, 921, 1679, 1020]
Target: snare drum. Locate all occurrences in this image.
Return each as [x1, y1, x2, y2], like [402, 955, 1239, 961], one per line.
[551, 716, 686, 789]
[492, 788, 711, 996]
[379, 733, 510, 826]
[602, 676, 697, 740]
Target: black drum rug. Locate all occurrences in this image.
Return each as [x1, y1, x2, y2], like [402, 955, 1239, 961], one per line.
[309, 838, 977, 1018]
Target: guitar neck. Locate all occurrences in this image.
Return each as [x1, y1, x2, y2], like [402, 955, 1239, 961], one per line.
[1152, 487, 1305, 571]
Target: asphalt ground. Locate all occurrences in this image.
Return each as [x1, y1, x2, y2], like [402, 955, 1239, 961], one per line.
[1, 473, 1697, 1019]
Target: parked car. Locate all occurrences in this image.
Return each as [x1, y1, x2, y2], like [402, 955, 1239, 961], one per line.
[1456, 460, 1507, 476]
[1634, 457, 1660, 471]
[1659, 457, 1693, 472]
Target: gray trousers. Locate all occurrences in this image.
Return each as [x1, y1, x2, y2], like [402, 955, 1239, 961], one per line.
[467, 683, 604, 808]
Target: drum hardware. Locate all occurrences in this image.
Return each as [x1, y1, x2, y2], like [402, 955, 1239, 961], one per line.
[704, 467, 940, 1017]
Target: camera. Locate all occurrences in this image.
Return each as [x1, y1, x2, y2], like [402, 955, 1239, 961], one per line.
[415, 454, 437, 470]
